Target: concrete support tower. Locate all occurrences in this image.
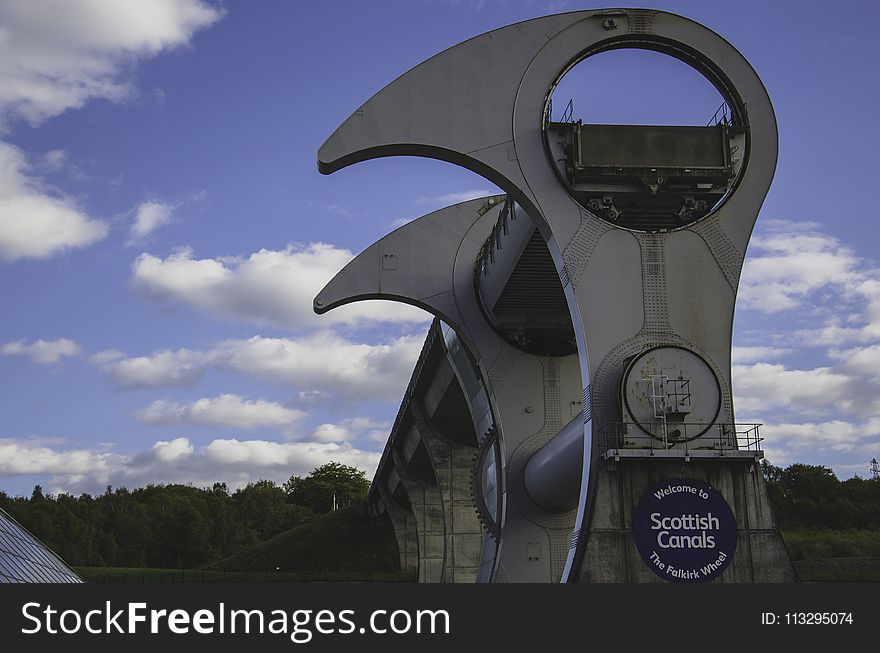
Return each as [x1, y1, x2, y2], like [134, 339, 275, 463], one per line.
[315, 8, 794, 583]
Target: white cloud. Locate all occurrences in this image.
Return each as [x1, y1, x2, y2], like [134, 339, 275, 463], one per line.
[151, 437, 194, 462]
[416, 188, 497, 205]
[136, 394, 305, 430]
[130, 244, 429, 329]
[0, 1, 221, 262]
[320, 203, 365, 219]
[0, 438, 121, 477]
[92, 347, 205, 388]
[90, 349, 125, 364]
[0, 142, 108, 261]
[393, 188, 501, 225]
[311, 423, 351, 443]
[1, 337, 80, 363]
[0, 436, 379, 495]
[211, 333, 423, 401]
[739, 222, 859, 313]
[732, 362, 857, 417]
[129, 199, 173, 242]
[202, 439, 378, 477]
[0, 0, 222, 126]
[93, 331, 423, 403]
[731, 346, 792, 364]
[436, 0, 571, 11]
[831, 344, 880, 380]
[761, 420, 875, 451]
[41, 149, 68, 171]
[733, 221, 880, 475]
[310, 417, 390, 443]
[791, 277, 880, 346]
[298, 390, 331, 404]
[757, 419, 880, 472]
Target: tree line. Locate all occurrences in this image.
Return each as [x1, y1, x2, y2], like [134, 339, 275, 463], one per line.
[2, 461, 877, 569]
[0, 462, 370, 569]
[761, 461, 880, 530]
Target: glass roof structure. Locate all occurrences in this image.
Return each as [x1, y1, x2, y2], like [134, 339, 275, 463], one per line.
[0, 507, 82, 583]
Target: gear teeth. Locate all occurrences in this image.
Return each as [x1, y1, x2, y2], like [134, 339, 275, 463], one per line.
[471, 425, 501, 540]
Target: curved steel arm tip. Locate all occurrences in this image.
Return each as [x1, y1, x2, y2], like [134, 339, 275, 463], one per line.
[313, 196, 505, 322]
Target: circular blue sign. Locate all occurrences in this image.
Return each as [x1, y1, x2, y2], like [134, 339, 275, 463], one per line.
[633, 478, 737, 583]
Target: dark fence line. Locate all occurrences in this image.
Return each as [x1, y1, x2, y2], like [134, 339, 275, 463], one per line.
[792, 557, 880, 583]
[76, 567, 415, 584]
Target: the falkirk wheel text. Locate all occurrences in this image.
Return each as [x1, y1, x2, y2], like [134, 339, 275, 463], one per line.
[314, 9, 796, 583]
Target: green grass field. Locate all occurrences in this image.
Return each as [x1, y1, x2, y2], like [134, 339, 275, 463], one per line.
[782, 529, 880, 560]
[78, 560, 880, 583]
[73, 567, 412, 583]
[793, 558, 880, 582]
[75, 514, 880, 583]
[207, 505, 403, 574]
[76, 506, 414, 583]
[782, 529, 880, 581]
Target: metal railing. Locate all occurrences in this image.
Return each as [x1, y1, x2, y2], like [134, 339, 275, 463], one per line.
[599, 422, 763, 456]
[474, 197, 513, 277]
[560, 98, 575, 123]
[707, 101, 731, 127]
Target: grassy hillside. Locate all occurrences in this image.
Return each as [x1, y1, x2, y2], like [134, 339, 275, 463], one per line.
[76, 519, 880, 582]
[74, 566, 411, 583]
[208, 506, 405, 576]
[794, 558, 880, 582]
[782, 529, 880, 560]
[78, 506, 411, 582]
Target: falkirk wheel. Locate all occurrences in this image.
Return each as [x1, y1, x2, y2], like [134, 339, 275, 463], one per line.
[314, 9, 795, 583]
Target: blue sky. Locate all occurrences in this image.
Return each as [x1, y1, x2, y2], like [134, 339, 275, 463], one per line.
[1, 0, 878, 496]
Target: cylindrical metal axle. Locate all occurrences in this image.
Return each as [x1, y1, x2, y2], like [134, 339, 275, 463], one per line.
[523, 413, 584, 513]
